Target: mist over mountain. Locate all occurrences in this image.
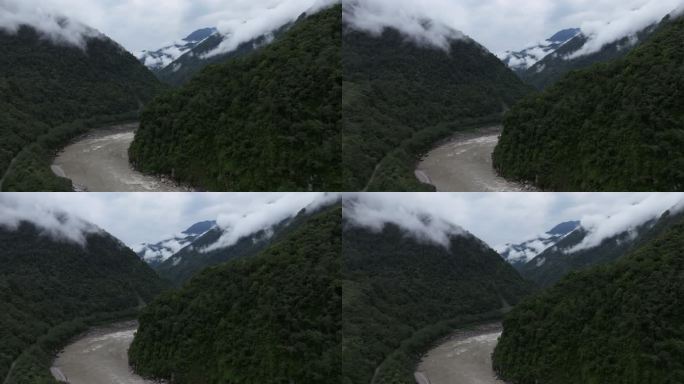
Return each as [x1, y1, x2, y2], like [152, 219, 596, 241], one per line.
[129, 205, 341, 384]
[0, 208, 166, 383]
[493, 12, 684, 192]
[494, 218, 684, 384]
[342, 1, 531, 191]
[342, 203, 533, 383]
[521, 200, 684, 287]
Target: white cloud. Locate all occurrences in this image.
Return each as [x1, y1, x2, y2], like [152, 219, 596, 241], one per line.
[204, 192, 340, 251]
[0, 0, 102, 49]
[569, 193, 684, 252]
[0, 195, 101, 246]
[343, 0, 682, 56]
[206, 0, 338, 58]
[570, 0, 682, 58]
[341, 193, 684, 251]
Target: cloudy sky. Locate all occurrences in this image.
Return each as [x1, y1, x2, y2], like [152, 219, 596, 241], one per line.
[346, 0, 682, 54]
[345, 193, 684, 250]
[0, 0, 329, 53]
[0, 193, 336, 248]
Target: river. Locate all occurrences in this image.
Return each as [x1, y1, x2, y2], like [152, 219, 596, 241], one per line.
[51, 123, 187, 192]
[415, 323, 506, 384]
[415, 126, 533, 192]
[50, 321, 156, 384]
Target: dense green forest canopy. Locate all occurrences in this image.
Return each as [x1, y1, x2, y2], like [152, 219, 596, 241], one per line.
[129, 206, 342, 384]
[493, 14, 684, 191]
[493, 219, 684, 384]
[129, 5, 342, 191]
[341, 218, 533, 384]
[0, 220, 166, 383]
[521, 210, 684, 287]
[342, 22, 531, 191]
[0, 25, 163, 191]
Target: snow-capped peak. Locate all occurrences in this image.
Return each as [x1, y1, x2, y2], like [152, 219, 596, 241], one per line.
[500, 28, 581, 72]
[137, 27, 217, 70]
[135, 220, 217, 265]
[497, 221, 580, 267]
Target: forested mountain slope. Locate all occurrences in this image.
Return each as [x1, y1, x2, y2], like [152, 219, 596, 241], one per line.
[342, 216, 533, 384]
[493, 220, 684, 384]
[521, 209, 684, 287]
[0, 218, 166, 383]
[129, 5, 341, 191]
[342, 16, 531, 191]
[493, 14, 684, 191]
[0, 24, 163, 191]
[129, 206, 341, 384]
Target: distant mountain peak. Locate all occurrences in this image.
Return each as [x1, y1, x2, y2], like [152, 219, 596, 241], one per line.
[498, 220, 580, 268]
[135, 220, 216, 266]
[183, 27, 218, 42]
[501, 28, 581, 72]
[138, 27, 217, 70]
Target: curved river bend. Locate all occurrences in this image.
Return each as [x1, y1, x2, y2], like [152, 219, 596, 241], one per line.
[51, 321, 157, 384]
[51, 123, 186, 192]
[415, 323, 505, 384]
[415, 126, 533, 192]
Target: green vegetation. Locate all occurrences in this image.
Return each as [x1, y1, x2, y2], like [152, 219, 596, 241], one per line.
[493, 15, 684, 191]
[493, 220, 684, 384]
[342, 26, 531, 191]
[0, 25, 163, 191]
[129, 206, 341, 384]
[522, 210, 684, 287]
[130, 6, 342, 191]
[342, 221, 533, 384]
[0, 221, 167, 383]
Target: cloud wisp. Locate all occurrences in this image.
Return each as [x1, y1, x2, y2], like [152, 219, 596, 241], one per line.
[569, 193, 684, 252]
[0, 195, 101, 246]
[0, 0, 102, 49]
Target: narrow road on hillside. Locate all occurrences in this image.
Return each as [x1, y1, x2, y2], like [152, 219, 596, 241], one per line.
[51, 123, 188, 192]
[50, 321, 155, 384]
[415, 323, 506, 384]
[415, 126, 534, 192]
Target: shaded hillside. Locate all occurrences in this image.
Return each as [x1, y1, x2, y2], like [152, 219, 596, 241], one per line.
[342, 20, 531, 191]
[521, 209, 684, 287]
[0, 25, 163, 191]
[521, 22, 659, 89]
[0, 220, 166, 383]
[129, 206, 341, 384]
[342, 218, 533, 384]
[493, 14, 684, 191]
[129, 5, 341, 191]
[493, 220, 684, 384]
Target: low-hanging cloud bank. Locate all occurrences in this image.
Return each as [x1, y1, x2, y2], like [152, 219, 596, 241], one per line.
[203, 192, 340, 252]
[570, 0, 683, 58]
[343, 0, 466, 50]
[0, 0, 102, 48]
[343, 193, 470, 248]
[206, 0, 339, 58]
[0, 195, 101, 246]
[569, 193, 684, 252]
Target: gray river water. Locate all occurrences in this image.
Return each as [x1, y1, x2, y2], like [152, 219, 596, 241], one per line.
[415, 126, 533, 192]
[51, 123, 187, 192]
[51, 321, 157, 384]
[415, 323, 506, 384]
